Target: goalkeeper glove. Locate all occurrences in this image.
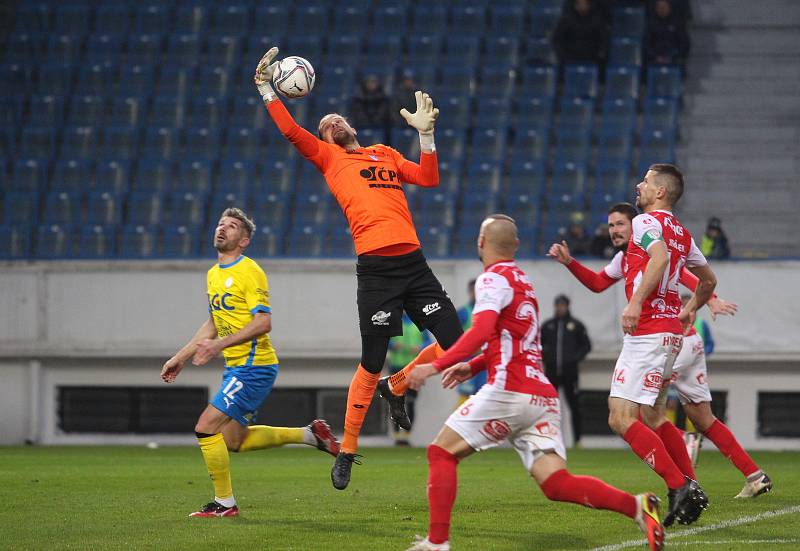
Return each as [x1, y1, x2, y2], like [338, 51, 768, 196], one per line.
[399, 91, 439, 152]
[254, 47, 279, 102]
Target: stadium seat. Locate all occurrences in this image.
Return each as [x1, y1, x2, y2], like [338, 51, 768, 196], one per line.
[11, 158, 48, 192]
[554, 128, 591, 165]
[0, 225, 31, 259]
[204, 35, 243, 67]
[3, 192, 39, 226]
[103, 127, 141, 161]
[0, 63, 35, 97]
[170, 191, 209, 227]
[77, 63, 118, 96]
[325, 36, 362, 65]
[552, 162, 588, 195]
[612, 6, 646, 38]
[142, 127, 180, 159]
[530, 6, 561, 38]
[506, 194, 542, 232]
[126, 192, 165, 226]
[210, 191, 249, 221]
[524, 37, 557, 65]
[224, 127, 262, 160]
[68, 95, 107, 126]
[86, 192, 123, 226]
[643, 97, 680, 133]
[85, 36, 124, 66]
[28, 95, 65, 126]
[364, 35, 402, 67]
[609, 37, 643, 67]
[53, 4, 90, 35]
[647, 66, 683, 99]
[473, 97, 511, 129]
[175, 159, 214, 194]
[478, 66, 516, 99]
[19, 127, 56, 159]
[484, 36, 520, 68]
[210, 4, 251, 35]
[119, 225, 158, 258]
[438, 66, 476, 98]
[133, 159, 174, 193]
[450, 5, 486, 34]
[261, 157, 299, 195]
[325, 225, 355, 257]
[134, 4, 171, 34]
[601, 98, 638, 133]
[417, 225, 451, 259]
[405, 34, 440, 67]
[162, 224, 201, 257]
[463, 160, 503, 194]
[35, 62, 74, 96]
[436, 160, 462, 195]
[321, 65, 356, 99]
[443, 35, 481, 66]
[175, 5, 209, 34]
[79, 225, 117, 259]
[4, 33, 46, 65]
[43, 191, 82, 226]
[52, 159, 92, 193]
[149, 97, 185, 128]
[14, 4, 51, 34]
[292, 193, 331, 226]
[229, 96, 269, 130]
[183, 127, 221, 158]
[95, 160, 131, 194]
[289, 4, 329, 35]
[61, 126, 100, 160]
[93, 7, 131, 35]
[46, 34, 83, 65]
[36, 224, 75, 259]
[516, 96, 554, 132]
[488, 5, 525, 35]
[125, 35, 163, 66]
[413, 191, 456, 229]
[596, 128, 634, 167]
[604, 65, 640, 101]
[470, 130, 507, 162]
[521, 65, 557, 99]
[166, 34, 201, 66]
[373, 4, 408, 35]
[332, 6, 369, 33]
[410, 5, 447, 34]
[216, 159, 254, 194]
[253, 7, 289, 36]
[251, 192, 290, 233]
[639, 129, 676, 172]
[564, 64, 599, 99]
[109, 97, 143, 128]
[558, 96, 595, 131]
[118, 65, 156, 97]
[451, 227, 480, 258]
[595, 162, 631, 197]
[506, 160, 546, 196]
[285, 225, 324, 257]
[511, 127, 549, 164]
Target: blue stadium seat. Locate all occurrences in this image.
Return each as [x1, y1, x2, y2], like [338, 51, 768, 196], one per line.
[43, 191, 82, 226]
[595, 162, 631, 197]
[149, 97, 186, 128]
[11, 158, 48, 193]
[605, 65, 640, 101]
[325, 36, 361, 65]
[413, 191, 456, 229]
[210, 4, 251, 35]
[643, 97, 679, 133]
[119, 225, 158, 258]
[639, 129, 676, 173]
[162, 224, 201, 257]
[52, 159, 92, 192]
[20, 127, 56, 159]
[166, 34, 201, 66]
[183, 127, 221, 158]
[126, 192, 165, 226]
[61, 126, 100, 160]
[332, 6, 369, 33]
[77, 63, 117, 96]
[253, 6, 289, 36]
[284, 35, 325, 65]
[292, 193, 331, 226]
[93, 6, 131, 35]
[552, 162, 588, 195]
[436, 160, 462, 195]
[95, 160, 131, 194]
[246, 224, 284, 258]
[68, 95, 107, 126]
[251, 192, 289, 233]
[505, 194, 542, 233]
[175, 5, 209, 34]
[0, 225, 31, 259]
[530, 6, 561, 38]
[458, 193, 499, 231]
[405, 34, 441, 66]
[143, 127, 180, 159]
[410, 5, 447, 33]
[118, 65, 156, 96]
[470, 130, 507, 162]
[426, 127, 461, 161]
[545, 195, 585, 230]
[478, 66, 516, 99]
[609, 37, 643, 67]
[613, 7, 646, 38]
[463, 160, 502, 194]
[438, 67, 475, 97]
[373, 4, 408, 35]
[516, 97, 554, 132]
[14, 4, 51, 34]
[511, 127, 549, 164]
[0, 63, 35, 97]
[450, 4, 486, 34]
[210, 191, 249, 221]
[103, 126, 141, 161]
[175, 159, 214, 193]
[35, 62, 74, 96]
[521, 65, 557, 98]
[109, 97, 143, 128]
[325, 225, 355, 257]
[436, 95, 471, 129]
[488, 5, 525, 35]
[125, 35, 163, 66]
[554, 128, 591, 164]
[473, 97, 511, 129]
[28, 95, 65, 126]
[417, 225, 451, 259]
[84, 35, 124, 65]
[524, 37, 557, 65]
[558, 96, 595, 131]
[321, 65, 356, 99]
[134, 4, 172, 34]
[364, 35, 402, 66]
[79, 225, 117, 259]
[647, 66, 683, 99]
[217, 159, 256, 194]
[389, 128, 418, 160]
[597, 128, 634, 166]
[506, 160, 546, 196]
[285, 224, 324, 257]
[229, 95, 270, 129]
[46, 34, 83, 65]
[246, 35, 286, 66]
[443, 34, 481, 66]
[451, 227, 480, 258]
[3, 192, 39, 225]
[86, 192, 123, 226]
[289, 4, 328, 35]
[133, 159, 174, 193]
[601, 98, 637, 133]
[53, 4, 91, 35]
[4, 33, 47, 65]
[564, 64, 599, 99]
[484, 36, 520, 68]
[205, 35, 243, 67]
[170, 191, 209, 227]
[224, 127, 262, 160]
[36, 224, 75, 259]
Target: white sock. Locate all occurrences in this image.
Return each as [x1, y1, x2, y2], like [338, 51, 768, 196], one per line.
[302, 426, 316, 446]
[215, 495, 236, 508]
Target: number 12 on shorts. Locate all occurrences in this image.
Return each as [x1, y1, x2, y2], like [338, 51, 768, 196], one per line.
[222, 376, 243, 408]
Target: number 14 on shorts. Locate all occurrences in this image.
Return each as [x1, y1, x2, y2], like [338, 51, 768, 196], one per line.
[614, 368, 625, 384]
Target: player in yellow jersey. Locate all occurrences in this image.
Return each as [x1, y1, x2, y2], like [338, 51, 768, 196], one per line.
[161, 207, 340, 517]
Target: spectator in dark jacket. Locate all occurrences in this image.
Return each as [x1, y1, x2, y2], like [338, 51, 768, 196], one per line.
[349, 74, 391, 141]
[541, 295, 592, 446]
[553, 0, 610, 66]
[700, 216, 731, 259]
[645, 0, 691, 68]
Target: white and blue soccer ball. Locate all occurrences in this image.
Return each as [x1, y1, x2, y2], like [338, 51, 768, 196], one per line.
[272, 56, 316, 99]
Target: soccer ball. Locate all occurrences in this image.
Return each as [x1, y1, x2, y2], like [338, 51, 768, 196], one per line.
[272, 56, 316, 99]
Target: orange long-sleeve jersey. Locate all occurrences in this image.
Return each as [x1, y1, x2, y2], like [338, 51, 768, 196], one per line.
[266, 99, 439, 255]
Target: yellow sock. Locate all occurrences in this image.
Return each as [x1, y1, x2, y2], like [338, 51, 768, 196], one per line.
[197, 433, 234, 502]
[239, 425, 306, 452]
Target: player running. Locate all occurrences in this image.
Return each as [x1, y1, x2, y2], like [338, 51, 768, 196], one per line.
[404, 215, 664, 551]
[254, 48, 465, 490]
[161, 208, 340, 517]
[549, 202, 772, 500]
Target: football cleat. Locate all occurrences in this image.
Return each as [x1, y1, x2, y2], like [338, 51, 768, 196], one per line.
[377, 376, 411, 431]
[309, 419, 340, 457]
[331, 452, 362, 490]
[405, 535, 451, 551]
[683, 431, 703, 468]
[735, 472, 772, 499]
[189, 501, 239, 518]
[664, 477, 709, 527]
[635, 493, 665, 551]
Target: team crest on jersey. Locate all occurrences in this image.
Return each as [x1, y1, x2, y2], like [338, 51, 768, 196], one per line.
[643, 369, 663, 391]
[650, 298, 667, 313]
[481, 419, 511, 442]
[371, 311, 392, 325]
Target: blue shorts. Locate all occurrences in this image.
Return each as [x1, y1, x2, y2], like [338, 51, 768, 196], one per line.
[210, 364, 279, 426]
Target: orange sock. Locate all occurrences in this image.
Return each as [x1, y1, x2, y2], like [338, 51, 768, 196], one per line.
[388, 343, 444, 395]
[341, 365, 381, 454]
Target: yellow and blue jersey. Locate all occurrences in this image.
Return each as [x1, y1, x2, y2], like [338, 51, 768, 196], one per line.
[207, 255, 278, 367]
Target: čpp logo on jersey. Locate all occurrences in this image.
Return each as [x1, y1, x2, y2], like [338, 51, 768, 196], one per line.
[371, 310, 391, 325]
[643, 369, 663, 391]
[481, 419, 511, 442]
[359, 166, 398, 183]
[422, 302, 441, 315]
[208, 293, 235, 311]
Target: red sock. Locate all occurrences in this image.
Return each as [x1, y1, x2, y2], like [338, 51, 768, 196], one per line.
[540, 469, 637, 519]
[623, 420, 685, 489]
[656, 421, 697, 480]
[704, 419, 760, 477]
[427, 445, 459, 544]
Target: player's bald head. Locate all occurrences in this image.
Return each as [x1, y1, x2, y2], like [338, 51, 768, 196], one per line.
[480, 214, 519, 257]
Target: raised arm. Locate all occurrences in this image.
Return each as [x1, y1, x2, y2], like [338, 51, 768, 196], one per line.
[397, 90, 440, 187]
[548, 241, 619, 292]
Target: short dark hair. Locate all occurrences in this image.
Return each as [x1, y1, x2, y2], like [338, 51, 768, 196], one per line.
[554, 294, 570, 306]
[220, 207, 256, 237]
[649, 163, 684, 204]
[607, 202, 639, 221]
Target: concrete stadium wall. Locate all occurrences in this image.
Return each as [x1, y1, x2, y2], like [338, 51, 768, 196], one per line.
[1, 259, 799, 448]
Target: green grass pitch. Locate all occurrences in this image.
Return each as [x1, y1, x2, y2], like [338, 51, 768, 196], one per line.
[3, 446, 797, 550]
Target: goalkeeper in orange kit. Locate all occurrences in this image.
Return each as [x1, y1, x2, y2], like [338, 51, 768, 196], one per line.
[254, 47, 465, 490]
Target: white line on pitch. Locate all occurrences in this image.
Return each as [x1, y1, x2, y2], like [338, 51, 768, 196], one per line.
[590, 504, 800, 551]
[665, 540, 799, 546]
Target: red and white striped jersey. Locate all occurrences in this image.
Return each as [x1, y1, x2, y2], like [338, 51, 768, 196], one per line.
[473, 261, 558, 397]
[625, 210, 707, 335]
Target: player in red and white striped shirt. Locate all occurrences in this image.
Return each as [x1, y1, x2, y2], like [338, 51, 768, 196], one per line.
[403, 215, 664, 551]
